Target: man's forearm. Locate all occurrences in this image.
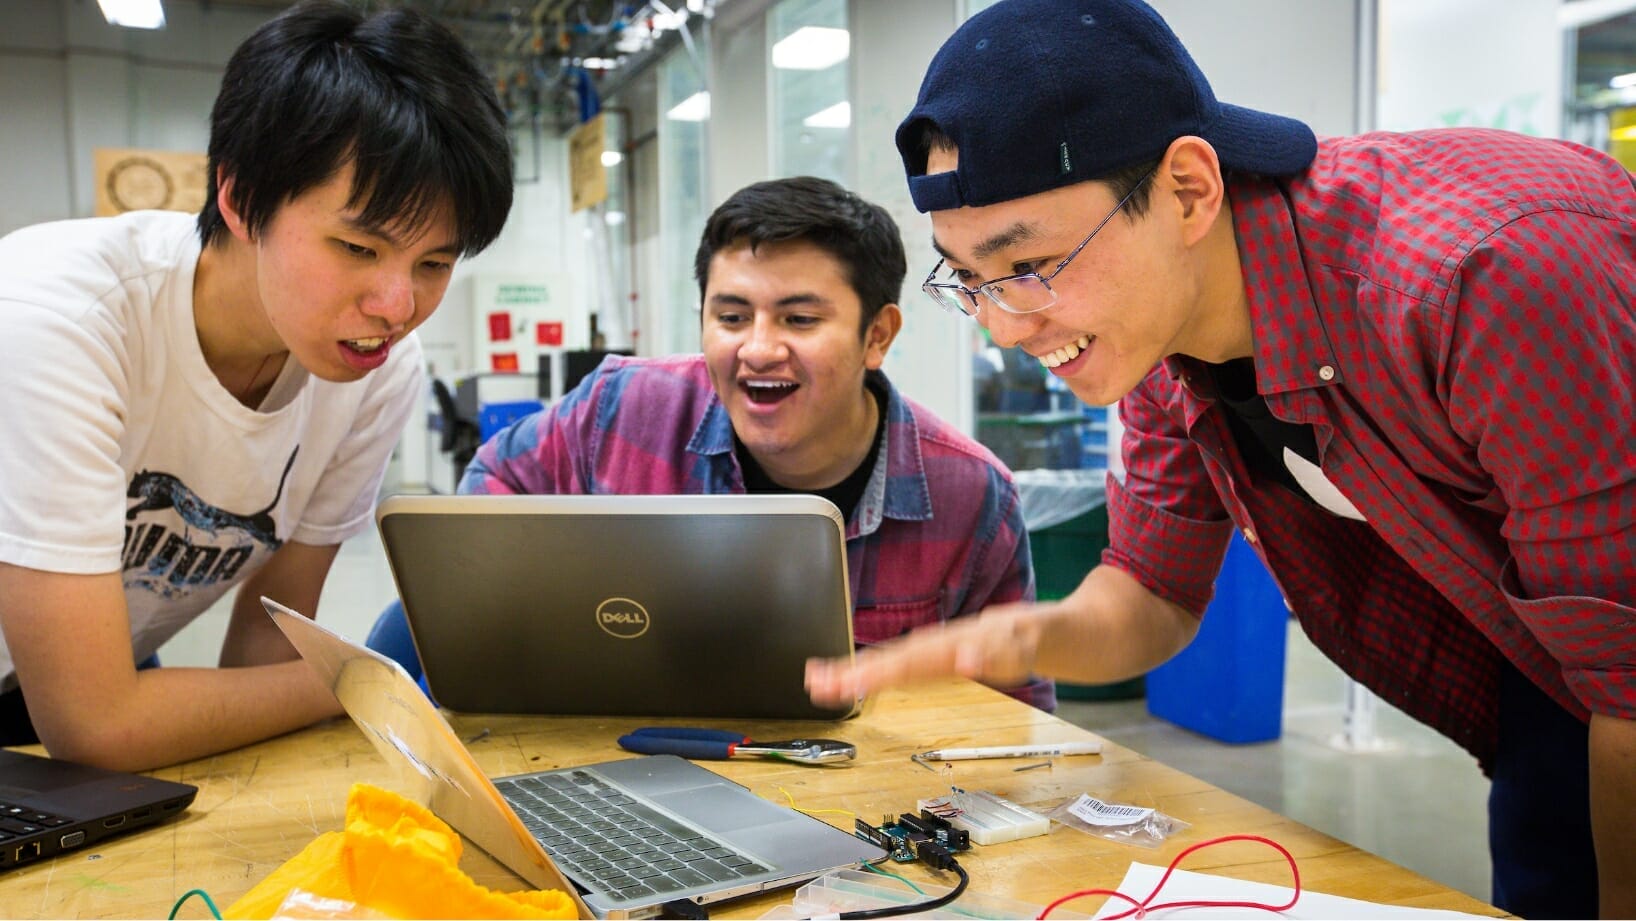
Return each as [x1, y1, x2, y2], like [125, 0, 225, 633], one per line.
[42, 660, 341, 772]
[1589, 713, 1636, 918]
[1031, 563, 1199, 685]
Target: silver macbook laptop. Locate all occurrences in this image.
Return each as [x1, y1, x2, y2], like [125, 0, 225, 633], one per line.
[375, 493, 859, 720]
[264, 599, 884, 919]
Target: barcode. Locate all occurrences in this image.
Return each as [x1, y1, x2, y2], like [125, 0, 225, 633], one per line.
[1067, 795, 1155, 827]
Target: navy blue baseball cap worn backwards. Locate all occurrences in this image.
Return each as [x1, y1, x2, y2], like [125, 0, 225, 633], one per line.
[897, 0, 1318, 213]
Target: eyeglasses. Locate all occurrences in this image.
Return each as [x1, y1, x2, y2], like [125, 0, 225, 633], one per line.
[921, 171, 1154, 318]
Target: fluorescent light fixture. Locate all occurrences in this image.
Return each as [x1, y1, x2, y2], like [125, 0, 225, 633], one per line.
[97, 0, 165, 29]
[1611, 71, 1636, 89]
[666, 91, 710, 122]
[772, 26, 849, 70]
[601, 150, 624, 167]
[604, 210, 627, 226]
[802, 101, 851, 129]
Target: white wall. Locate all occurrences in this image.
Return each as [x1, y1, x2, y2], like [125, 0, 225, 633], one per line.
[1377, 0, 1561, 136]
[0, 0, 272, 235]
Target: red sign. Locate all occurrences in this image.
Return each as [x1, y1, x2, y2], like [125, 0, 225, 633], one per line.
[487, 311, 512, 342]
[536, 322, 564, 346]
[490, 352, 519, 373]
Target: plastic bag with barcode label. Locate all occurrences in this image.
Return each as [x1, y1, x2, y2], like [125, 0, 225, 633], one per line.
[1046, 793, 1189, 848]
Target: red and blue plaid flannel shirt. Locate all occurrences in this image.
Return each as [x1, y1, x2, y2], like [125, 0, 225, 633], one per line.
[462, 354, 1052, 710]
[1107, 128, 1635, 767]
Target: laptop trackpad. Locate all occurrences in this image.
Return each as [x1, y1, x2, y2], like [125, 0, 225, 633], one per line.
[651, 785, 792, 833]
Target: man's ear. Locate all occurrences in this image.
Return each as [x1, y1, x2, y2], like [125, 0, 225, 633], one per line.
[863, 303, 903, 371]
[1158, 136, 1226, 248]
[215, 167, 254, 243]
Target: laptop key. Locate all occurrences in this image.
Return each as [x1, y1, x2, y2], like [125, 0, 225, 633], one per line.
[614, 884, 656, 901]
[669, 867, 711, 888]
[647, 875, 688, 894]
[653, 858, 685, 872]
[694, 860, 745, 883]
[630, 865, 667, 880]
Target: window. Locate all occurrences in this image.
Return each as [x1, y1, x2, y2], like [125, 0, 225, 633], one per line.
[657, 39, 712, 355]
[769, 0, 849, 182]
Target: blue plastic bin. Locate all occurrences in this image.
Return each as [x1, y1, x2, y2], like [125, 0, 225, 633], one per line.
[478, 399, 544, 440]
[1145, 531, 1288, 743]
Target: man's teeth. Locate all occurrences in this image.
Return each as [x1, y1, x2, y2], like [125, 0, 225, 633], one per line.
[745, 381, 796, 392]
[347, 337, 387, 352]
[1040, 335, 1093, 369]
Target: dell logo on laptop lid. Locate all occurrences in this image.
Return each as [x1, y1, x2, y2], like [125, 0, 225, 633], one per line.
[596, 598, 650, 638]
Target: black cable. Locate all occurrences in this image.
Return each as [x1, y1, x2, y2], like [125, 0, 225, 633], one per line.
[839, 860, 970, 920]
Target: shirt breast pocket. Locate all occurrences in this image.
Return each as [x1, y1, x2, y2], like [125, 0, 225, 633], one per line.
[851, 594, 945, 647]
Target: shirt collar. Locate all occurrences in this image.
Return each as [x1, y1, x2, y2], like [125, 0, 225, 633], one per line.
[685, 371, 932, 536]
[1166, 176, 1343, 396]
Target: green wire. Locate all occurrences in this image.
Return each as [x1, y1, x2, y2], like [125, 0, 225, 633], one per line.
[168, 888, 222, 920]
[862, 860, 927, 895]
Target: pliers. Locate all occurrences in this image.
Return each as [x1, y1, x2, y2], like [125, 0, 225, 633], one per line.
[616, 727, 855, 764]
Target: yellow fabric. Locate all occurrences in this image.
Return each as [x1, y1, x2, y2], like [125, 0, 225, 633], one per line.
[225, 783, 579, 920]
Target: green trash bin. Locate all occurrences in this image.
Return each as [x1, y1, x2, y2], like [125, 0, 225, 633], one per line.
[1020, 479, 1145, 702]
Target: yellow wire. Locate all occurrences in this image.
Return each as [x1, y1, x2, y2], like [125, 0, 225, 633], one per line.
[777, 785, 857, 819]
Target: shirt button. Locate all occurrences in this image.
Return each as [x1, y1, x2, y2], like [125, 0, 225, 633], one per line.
[1318, 365, 1336, 381]
[1242, 528, 1257, 544]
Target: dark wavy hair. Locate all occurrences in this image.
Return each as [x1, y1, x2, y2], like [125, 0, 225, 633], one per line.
[197, 0, 512, 255]
[694, 176, 907, 335]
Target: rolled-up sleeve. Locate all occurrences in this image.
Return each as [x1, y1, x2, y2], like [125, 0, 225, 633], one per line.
[1101, 369, 1236, 618]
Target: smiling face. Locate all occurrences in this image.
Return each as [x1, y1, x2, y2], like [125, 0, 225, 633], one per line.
[220, 161, 459, 382]
[701, 238, 901, 489]
[926, 141, 1241, 407]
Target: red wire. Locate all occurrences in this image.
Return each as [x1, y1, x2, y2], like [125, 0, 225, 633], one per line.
[1036, 833, 1301, 920]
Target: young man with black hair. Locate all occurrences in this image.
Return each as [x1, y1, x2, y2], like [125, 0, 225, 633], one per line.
[804, 1, 1634, 916]
[0, 0, 513, 771]
[372, 176, 1050, 710]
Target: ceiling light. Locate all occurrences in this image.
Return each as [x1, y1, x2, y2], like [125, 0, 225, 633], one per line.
[605, 211, 627, 226]
[601, 150, 624, 167]
[802, 101, 851, 129]
[666, 91, 710, 122]
[97, 0, 165, 29]
[772, 26, 849, 70]
[1611, 72, 1636, 89]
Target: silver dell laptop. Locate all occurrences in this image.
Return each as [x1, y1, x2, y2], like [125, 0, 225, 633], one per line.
[264, 599, 885, 919]
[375, 493, 860, 720]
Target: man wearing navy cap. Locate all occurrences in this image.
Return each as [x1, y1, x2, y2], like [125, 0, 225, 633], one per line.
[805, 1, 1636, 917]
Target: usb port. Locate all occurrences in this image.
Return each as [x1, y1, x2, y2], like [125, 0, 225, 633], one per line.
[131, 808, 152, 819]
[102, 815, 127, 829]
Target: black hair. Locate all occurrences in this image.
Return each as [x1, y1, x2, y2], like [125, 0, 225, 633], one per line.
[197, 0, 512, 256]
[913, 121, 1159, 216]
[694, 176, 906, 335]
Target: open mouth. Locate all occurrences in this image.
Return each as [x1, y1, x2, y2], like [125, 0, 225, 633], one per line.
[1039, 334, 1093, 369]
[741, 380, 798, 405]
[343, 337, 389, 354]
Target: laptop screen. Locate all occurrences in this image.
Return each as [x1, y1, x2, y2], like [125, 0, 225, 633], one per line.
[375, 494, 859, 720]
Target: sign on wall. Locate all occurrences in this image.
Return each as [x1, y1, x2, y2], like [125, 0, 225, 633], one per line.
[94, 148, 208, 216]
[567, 113, 608, 213]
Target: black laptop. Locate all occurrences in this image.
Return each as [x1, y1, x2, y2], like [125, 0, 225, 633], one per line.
[0, 749, 197, 870]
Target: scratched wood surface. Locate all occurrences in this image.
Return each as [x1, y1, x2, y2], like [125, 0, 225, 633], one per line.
[2, 679, 1507, 919]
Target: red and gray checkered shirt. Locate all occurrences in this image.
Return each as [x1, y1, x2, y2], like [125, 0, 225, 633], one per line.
[1106, 128, 1635, 767]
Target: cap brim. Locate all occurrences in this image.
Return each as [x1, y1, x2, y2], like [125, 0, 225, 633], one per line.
[1206, 103, 1318, 177]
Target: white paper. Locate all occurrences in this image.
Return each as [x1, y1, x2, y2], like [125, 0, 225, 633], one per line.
[1091, 863, 1490, 920]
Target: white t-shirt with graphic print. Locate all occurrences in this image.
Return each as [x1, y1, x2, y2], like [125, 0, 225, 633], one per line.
[0, 210, 421, 690]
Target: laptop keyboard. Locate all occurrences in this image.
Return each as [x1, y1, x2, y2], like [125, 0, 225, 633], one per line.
[496, 770, 772, 903]
[0, 802, 72, 840]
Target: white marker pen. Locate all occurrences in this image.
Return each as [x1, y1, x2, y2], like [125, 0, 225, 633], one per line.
[919, 741, 1102, 761]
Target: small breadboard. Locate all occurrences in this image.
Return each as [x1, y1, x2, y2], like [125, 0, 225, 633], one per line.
[918, 787, 1050, 845]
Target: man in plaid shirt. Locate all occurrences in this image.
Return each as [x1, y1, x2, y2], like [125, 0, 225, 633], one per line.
[804, 1, 1634, 916]
[371, 177, 1050, 710]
